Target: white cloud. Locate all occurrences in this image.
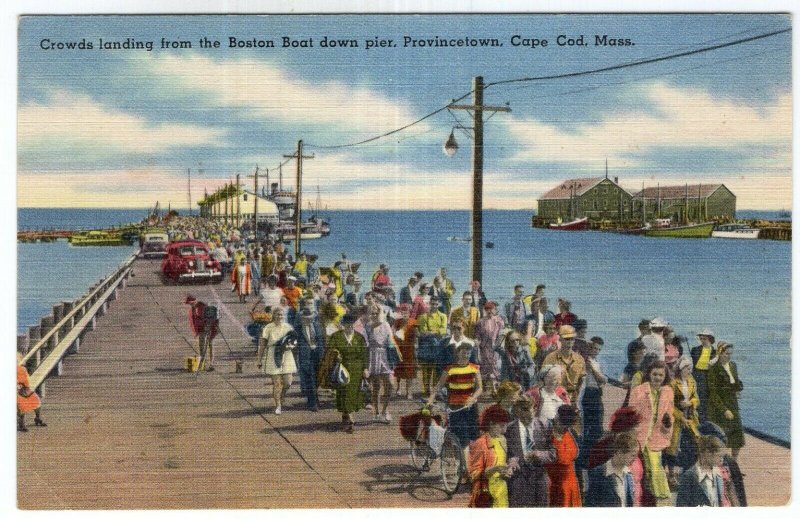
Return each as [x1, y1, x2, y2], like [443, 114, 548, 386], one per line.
[147, 54, 431, 139]
[18, 90, 226, 157]
[505, 82, 792, 169]
[17, 168, 231, 209]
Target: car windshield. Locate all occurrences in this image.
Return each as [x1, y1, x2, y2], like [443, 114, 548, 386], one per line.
[179, 247, 198, 256]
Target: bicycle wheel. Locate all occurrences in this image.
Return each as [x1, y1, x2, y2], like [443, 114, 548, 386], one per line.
[410, 428, 432, 472]
[440, 433, 464, 495]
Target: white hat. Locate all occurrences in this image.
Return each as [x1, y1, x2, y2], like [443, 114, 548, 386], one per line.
[696, 328, 715, 339]
[678, 357, 692, 371]
[649, 317, 668, 328]
[287, 275, 298, 282]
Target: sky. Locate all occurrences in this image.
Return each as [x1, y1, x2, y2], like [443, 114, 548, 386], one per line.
[16, 14, 793, 210]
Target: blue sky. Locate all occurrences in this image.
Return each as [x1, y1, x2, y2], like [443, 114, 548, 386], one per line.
[17, 14, 792, 209]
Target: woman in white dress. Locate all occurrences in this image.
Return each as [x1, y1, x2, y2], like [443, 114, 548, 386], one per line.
[257, 307, 297, 414]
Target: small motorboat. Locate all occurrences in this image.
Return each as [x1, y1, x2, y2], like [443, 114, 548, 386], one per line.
[485, 242, 494, 249]
[711, 223, 761, 240]
[548, 217, 589, 231]
[447, 236, 472, 242]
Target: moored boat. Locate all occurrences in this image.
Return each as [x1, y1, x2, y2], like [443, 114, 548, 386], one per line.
[643, 222, 714, 238]
[711, 223, 761, 239]
[548, 217, 589, 231]
[69, 230, 128, 246]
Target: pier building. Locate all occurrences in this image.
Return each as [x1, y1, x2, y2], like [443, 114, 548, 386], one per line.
[633, 183, 736, 223]
[198, 188, 279, 224]
[537, 176, 632, 222]
[537, 178, 737, 225]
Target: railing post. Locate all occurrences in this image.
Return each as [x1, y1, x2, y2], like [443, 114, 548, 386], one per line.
[68, 336, 81, 354]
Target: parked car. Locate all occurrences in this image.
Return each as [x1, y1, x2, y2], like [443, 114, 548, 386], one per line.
[139, 231, 169, 259]
[161, 240, 222, 284]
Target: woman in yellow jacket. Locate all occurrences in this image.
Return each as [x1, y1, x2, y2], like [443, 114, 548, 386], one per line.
[665, 357, 700, 485]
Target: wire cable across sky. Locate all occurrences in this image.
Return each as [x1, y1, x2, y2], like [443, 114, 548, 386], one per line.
[304, 26, 790, 151]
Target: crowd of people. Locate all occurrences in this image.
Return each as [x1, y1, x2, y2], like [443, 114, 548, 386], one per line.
[15, 215, 753, 508]
[176, 227, 747, 508]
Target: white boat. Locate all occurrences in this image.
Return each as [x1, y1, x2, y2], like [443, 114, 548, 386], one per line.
[447, 236, 471, 242]
[711, 224, 761, 239]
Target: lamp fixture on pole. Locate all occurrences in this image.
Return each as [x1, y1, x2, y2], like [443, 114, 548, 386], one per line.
[443, 130, 459, 157]
[446, 76, 510, 285]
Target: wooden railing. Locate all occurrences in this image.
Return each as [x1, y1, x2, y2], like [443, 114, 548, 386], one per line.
[18, 252, 138, 391]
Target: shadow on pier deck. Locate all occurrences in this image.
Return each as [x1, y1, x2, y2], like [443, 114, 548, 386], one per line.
[17, 260, 791, 508]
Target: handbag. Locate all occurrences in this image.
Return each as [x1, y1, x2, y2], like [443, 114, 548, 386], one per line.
[328, 360, 351, 388]
[471, 475, 493, 508]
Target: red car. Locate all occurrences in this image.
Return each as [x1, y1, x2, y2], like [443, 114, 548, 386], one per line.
[161, 240, 222, 284]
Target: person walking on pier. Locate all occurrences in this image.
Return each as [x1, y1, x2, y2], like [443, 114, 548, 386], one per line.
[475, 301, 505, 397]
[185, 296, 219, 372]
[628, 360, 674, 505]
[504, 394, 555, 507]
[364, 306, 401, 423]
[233, 254, 252, 303]
[295, 307, 326, 412]
[257, 307, 297, 415]
[450, 292, 480, 338]
[327, 313, 369, 433]
[690, 329, 718, 421]
[706, 342, 744, 460]
[676, 434, 729, 507]
[543, 326, 585, 405]
[17, 352, 46, 432]
[392, 303, 417, 400]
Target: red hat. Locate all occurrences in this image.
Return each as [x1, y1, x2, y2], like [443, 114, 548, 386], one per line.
[608, 406, 642, 433]
[184, 295, 197, 304]
[483, 301, 497, 310]
[479, 404, 512, 431]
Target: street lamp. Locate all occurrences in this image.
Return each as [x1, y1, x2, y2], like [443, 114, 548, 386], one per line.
[443, 130, 459, 157]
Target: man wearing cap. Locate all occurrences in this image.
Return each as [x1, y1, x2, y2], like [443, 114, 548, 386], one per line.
[185, 295, 219, 372]
[282, 276, 302, 311]
[294, 305, 326, 411]
[691, 329, 718, 421]
[641, 318, 668, 361]
[543, 326, 585, 404]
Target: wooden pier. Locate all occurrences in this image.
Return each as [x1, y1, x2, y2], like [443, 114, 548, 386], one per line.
[17, 260, 791, 508]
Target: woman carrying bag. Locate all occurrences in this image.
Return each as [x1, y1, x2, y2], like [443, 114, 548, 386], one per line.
[467, 405, 514, 508]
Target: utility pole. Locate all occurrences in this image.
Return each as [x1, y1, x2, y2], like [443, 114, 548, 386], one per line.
[247, 166, 262, 241]
[448, 76, 510, 285]
[284, 140, 314, 258]
[187, 168, 192, 216]
[236, 174, 241, 227]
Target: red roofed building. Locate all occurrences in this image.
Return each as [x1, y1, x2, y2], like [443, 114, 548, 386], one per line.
[537, 176, 633, 222]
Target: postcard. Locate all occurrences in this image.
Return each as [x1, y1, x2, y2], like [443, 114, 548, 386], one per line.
[15, 12, 792, 510]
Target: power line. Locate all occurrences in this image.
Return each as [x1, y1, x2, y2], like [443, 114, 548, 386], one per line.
[303, 26, 789, 151]
[305, 91, 473, 150]
[486, 27, 790, 88]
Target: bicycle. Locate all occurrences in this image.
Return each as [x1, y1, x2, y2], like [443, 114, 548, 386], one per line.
[405, 400, 471, 496]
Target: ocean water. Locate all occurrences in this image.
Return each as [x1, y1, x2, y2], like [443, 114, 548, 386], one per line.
[17, 209, 791, 441]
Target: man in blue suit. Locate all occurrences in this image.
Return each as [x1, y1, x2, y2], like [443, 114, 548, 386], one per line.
[585, 432, 639, 507]
[676, 434, 728, 507]
[294, 305, 326, 411]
